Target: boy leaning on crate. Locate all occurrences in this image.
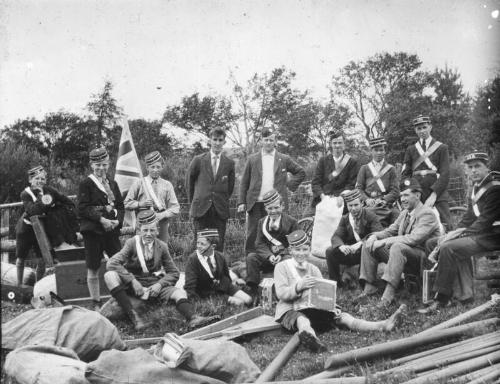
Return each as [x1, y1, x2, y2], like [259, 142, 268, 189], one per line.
[273, 229, 407, 352]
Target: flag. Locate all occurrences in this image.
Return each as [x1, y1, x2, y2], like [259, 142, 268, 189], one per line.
[115, 118, 143, 227]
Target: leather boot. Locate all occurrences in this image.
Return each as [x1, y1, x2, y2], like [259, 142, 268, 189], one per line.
[127, 309, 148, 331]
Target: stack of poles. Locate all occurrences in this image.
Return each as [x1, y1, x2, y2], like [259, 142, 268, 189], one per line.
[304, 316, 499, 383]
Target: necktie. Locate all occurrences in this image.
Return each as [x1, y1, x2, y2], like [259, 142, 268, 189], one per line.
[207, 256, 216, 274]
[101, 178, 115, 204]
[212, 155, 218, 176]
[151, 178, 159, 196]
[145, 244, 153, 261]
[421, 140, 427, 152]
[402, 213, 411, 234]
[354, 217, 360, 234]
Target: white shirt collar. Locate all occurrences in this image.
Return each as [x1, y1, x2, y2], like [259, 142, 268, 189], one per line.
[333, 153, 344, 163]
[372, 159, 384, 168]
[141, 238, 154, 250]
[210, 150, 221, 159]
[420, 136, 432, 147]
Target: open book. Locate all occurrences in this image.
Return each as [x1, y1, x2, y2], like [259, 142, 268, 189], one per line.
[293, 278, 337, 312]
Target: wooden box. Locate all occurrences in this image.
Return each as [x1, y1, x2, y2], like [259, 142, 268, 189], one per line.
[1, 283, 33, 304]
[55, 259, 108, 300]
[293, 278, 337, 312]
[54, 247, 86, 262]
[259, 277, 276, 311]
[472, 251, 500, 280]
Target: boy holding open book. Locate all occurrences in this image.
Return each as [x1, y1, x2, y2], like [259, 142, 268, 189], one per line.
[274, 229, 407, 352]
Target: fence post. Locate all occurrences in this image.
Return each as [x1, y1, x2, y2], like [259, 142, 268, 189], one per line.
[1, 209, 10, 263]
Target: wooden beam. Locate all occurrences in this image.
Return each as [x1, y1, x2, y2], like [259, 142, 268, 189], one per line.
[324, 317, 499, 370]
[182, 306, 264, 339]
[254, 333, 301, 383]
[64, 295, 111, 306]
[418, 294, 500, 335]
[30, 215, 54, 268]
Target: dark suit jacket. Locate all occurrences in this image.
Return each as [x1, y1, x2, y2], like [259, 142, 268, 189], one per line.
[374, 201, 441, 250]
[186, 152, 235, 219]
[184, 250, 233, 298]
[331, 208, 383, 249]
[107, 237, 179, 288]
[355, 161, 399, 205]
[311, 153, 359, 205]
[255, 213, 299, 260]
[238, 151, 305, 212]
[16, 186, 75, 234]
[401, 138, 450, 202]
[458, 171, 500, 249]
[78, 175, 124, 235]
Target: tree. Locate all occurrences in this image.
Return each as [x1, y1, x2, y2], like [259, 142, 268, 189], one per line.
[86, 80, 123, 146]
[331, 52, 431, 143]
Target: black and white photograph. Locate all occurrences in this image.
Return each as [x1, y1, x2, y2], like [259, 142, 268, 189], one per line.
[1, 0, 499, 382]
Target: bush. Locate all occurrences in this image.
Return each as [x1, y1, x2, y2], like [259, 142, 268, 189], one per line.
[0, 141, 46, 203]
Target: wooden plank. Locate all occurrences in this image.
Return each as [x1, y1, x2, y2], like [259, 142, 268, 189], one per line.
[194, 315, 282, 340]
[1, 209, 10, 263]
[182, 306, 264, 339]
[64, 295, 111, 306]
[30, 215, 54, 268]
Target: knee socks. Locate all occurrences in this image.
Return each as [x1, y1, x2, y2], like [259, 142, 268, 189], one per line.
[110, 286, 133, 313]
[16, 258, 24, 286]
[87, 270, 100, 302]
[175, 298, 194, 320]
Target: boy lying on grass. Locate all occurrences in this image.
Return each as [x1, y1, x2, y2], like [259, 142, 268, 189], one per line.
[274, 229, 407, 352]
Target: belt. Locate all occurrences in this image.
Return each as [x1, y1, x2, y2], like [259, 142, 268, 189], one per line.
[414, 170, 438, 176]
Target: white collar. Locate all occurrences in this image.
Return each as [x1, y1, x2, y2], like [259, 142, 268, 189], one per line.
[141, 238, 154, 250]
[210, 150, 222, 158]
[372, 159, 384, 167]
[333, 153, 344, 162]
[420, 136, 432, 147]
[261, 149, 275, 157]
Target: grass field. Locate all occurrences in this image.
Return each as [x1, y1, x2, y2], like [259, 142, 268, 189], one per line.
[2, 267, 498, 383]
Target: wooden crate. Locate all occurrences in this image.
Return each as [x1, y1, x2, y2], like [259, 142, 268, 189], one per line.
[55, 259, 108, 300]
[472, 251, 500, 280]
[54, 247, 86, 262]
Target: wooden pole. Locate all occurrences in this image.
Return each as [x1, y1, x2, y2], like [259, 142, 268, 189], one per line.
[463, 365, 500, 384]
[452, 363, 500, 383]
[1, 209, 10, 263]
[402, 350, 500, 384]
[304, 366, 352, 381]
[418, 294, 500, 336]
[254, 333, 301, 383]
[324, 317, 499, 370]
[245, 378, 367, 384]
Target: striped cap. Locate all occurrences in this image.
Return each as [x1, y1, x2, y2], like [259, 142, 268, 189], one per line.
[262, 189, 281, 207]
[137, 209, 158, 226]
[464, 151, 489, 164]
[28, 165, 45, 178]
[369, 137, 387, 148]
[286, 230, 310, 248]
[342, 189, 361, 203]
[412, 115, 431, 126]
[197, 228, 219, 241]
[400, 177, 422, 192]
[89, 147, 109, 163]
[145, 151, 163, 166]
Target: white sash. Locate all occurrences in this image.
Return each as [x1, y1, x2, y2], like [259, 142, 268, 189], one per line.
[413, 141, 441, 172]
[330, 154, 351, 178]
[348, 214, 362, 242]
[471, 181, 500, 217]
[366, 162, 392, 193]
[89, 174, 108, 195]
[134, 235, 150, 274]
[144, 176, 166, 211]
[262, 216, 283, 247]
[196, 251, 215, 280]
[24, 187, 37, 202]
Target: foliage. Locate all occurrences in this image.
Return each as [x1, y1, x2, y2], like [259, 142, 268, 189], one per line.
[0, 141, 45, 203]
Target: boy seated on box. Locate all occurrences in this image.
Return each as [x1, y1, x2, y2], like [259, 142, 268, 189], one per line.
[245, 189, 299, 299]
[274, 229, 407, 353]
[104, 210, 218, 331]
[184, 228, 252, 306]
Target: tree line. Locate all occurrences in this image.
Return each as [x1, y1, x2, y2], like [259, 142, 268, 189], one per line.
[1, 51, 499, 203]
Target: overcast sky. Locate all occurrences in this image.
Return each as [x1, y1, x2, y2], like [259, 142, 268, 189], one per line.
[0, 0, 499, 129]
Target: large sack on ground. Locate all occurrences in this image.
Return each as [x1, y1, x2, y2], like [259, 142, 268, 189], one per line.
[310, 196, 343, 262]
[1, 262, 36, 286]
[4, 345, 90, 384]
[2, 305, 126, 362]
[179, 338, 261, 384]
[85, 348, 225, 384]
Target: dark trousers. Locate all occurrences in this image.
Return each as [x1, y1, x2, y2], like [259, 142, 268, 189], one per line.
[434, 236, 486, 298]
[245, 202, 267, 254]
[435, 200, 451, 231]
[325, 246, 361, 282]
[246, 252, 275, 286]
[82, 231, 121, 271]
[193, 205, 227, 252]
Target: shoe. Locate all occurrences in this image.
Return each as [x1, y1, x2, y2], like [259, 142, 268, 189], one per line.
[187, 315, 220, 330]
[459, 297, 474, 306]
[298, 331, 327, 353]
[417, 300, 450, 315]
[375, 298, 394, 310]
[127, 309, 148, 331]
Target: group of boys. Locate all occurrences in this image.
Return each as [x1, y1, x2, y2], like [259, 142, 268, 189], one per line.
[37, 114, 498, 344]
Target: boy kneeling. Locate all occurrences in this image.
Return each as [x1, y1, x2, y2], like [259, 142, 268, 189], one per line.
[274, 229, 406, 352]
[104, 210, 218, 331]
[184, 228, 252, 306]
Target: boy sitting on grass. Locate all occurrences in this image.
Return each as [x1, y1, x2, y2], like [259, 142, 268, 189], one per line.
[184, 228, 252, 306]
[274, 229, 407, 352]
